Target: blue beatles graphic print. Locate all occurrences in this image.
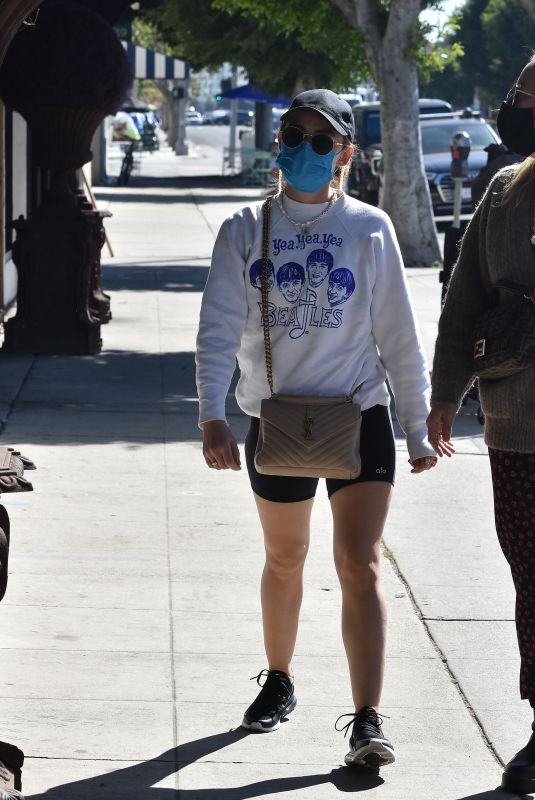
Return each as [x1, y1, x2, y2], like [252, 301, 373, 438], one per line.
[256, 234, 357, 339]
[249, 258, 275, 291]
[276, 262, 305, 304]
[327, 268, 355, 307]
[306, 249, 333, 288]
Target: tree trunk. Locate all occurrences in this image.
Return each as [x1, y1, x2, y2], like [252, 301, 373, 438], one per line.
[156, 80, 180, 148]
[255, 102, 273, 151]
[330, 0, 441, 267]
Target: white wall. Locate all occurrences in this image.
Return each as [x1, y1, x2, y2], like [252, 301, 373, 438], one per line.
[3, 111, 27, 307]
[11, 111, 26, 221]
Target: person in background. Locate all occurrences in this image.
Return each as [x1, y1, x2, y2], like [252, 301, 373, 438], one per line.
[471, 142, 522, 207]
[0, 508, 25, 799]
[427, 56, 535, 797]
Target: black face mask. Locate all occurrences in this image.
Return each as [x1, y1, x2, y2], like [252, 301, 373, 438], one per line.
[496, 102, 535, 157]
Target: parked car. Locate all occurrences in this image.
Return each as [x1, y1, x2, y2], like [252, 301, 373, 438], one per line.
[202, 109, 252, 126]
[348, 98, 453, 205]
[237, 109, 254, 126]
[348, 99, 500, 219]
[420, 116, 500, 218]
[185, 110, 204, 125]
[203, 109, 230, 125]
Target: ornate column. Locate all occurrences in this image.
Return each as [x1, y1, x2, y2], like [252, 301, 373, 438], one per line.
[0, 1, 131, 354]
[0, 0, 40, 69]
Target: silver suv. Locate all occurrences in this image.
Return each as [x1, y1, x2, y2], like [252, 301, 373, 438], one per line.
[348, 101, 500, 218]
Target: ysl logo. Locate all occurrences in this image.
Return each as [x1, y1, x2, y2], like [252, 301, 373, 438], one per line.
[304, 410, 314, 440]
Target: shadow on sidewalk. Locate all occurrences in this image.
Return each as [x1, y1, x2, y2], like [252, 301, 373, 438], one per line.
[25, 727, 521, 800]
[102, 265, 209, 293]
[26, 729, 386, 799]
[95, 190, 265, 206]
[0, 345, 485, 448]
[95, 173, 266, 202]
[0, 349, 251, 446]
[455, 793, 531, 799]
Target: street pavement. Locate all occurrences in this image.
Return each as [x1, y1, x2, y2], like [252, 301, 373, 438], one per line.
[0, 137, 531, 799]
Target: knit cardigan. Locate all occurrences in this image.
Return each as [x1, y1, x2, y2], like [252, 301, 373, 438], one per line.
[431, 165, 535, 453]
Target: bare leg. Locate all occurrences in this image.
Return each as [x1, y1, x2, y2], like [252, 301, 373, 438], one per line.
[254, 494, 314, 675]
[331, 482, 393, 709]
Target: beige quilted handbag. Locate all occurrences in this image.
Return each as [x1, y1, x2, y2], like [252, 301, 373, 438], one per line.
[253, 197, 362, 479]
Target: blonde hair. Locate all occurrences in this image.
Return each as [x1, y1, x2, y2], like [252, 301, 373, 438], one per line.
[501, 157, 535, 206]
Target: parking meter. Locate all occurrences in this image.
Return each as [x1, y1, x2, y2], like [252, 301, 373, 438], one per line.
[450, 131, 471, 230]
[450, 131, 471, 179]
[440, 131, 472, 303]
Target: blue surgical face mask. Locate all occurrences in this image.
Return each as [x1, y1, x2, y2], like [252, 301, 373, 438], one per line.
[275, 141, 338, 193]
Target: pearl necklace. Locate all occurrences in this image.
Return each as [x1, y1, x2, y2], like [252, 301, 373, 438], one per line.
[275, 191, 339, 236]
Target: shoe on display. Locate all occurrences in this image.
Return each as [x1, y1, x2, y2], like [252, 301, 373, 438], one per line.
[336, 706, 395, 768]
[0, 740, 25, 800]
[242, 669, 296, 732]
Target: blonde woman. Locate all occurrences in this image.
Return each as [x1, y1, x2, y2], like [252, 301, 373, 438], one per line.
[427, 58, 535, 796]
[197, 89, 436, 767]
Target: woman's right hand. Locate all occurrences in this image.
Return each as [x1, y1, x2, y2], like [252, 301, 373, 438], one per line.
[201, 420, 241, 471]
[426, 402, 457, 457]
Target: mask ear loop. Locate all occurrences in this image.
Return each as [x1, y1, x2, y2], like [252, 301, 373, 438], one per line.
[334, 142, 353, 172]
[509, 83, 535, 104]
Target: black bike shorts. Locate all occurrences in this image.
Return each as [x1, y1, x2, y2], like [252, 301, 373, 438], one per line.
[244, 404, 396, 504]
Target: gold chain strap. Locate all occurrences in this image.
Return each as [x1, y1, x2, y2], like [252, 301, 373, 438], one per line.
[261, 197, 274, 395]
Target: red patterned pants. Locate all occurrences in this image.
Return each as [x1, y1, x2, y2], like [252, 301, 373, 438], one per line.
[488, 448, 535, 701]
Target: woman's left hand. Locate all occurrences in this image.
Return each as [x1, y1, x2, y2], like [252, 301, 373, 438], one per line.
[409, 455, 437, 474]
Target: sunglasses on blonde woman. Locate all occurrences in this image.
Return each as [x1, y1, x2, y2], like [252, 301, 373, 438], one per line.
[281, 125, 346, 156]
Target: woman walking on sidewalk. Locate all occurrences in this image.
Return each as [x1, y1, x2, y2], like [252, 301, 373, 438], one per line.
[196, 89, 437, 768]
[427, 57, 535, 797]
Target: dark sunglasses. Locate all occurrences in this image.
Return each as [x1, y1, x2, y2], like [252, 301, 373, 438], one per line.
[281, 125, 345, 156]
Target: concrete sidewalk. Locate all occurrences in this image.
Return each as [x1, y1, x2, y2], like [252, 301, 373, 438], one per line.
[0, 145, 530, 799]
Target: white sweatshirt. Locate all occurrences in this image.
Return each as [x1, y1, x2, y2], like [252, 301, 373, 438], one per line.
[196, 193, 436, 462]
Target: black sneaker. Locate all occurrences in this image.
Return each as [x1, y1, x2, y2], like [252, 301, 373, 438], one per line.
[336, 706, 395, 767]
[501, 723, 535, 794]
[241, 669, 296, 732]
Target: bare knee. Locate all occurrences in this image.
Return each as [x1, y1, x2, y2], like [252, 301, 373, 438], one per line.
[335, 549, 382, 592]
[265, 540, 308, 578]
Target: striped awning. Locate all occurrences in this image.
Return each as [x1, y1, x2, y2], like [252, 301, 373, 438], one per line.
[122, 41, 189, 80]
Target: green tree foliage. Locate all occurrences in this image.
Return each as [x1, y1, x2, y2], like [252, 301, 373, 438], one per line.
[215, 0, 460, 89]
[421, 0, 535, 110]
[212, 0, 368, 89]
[137, 0, 459, 97]
[137, 0, 368, 96]
[482, 0, 535, 103]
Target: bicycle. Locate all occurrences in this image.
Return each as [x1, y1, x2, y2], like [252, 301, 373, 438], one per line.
[117, 142, 135, 186]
